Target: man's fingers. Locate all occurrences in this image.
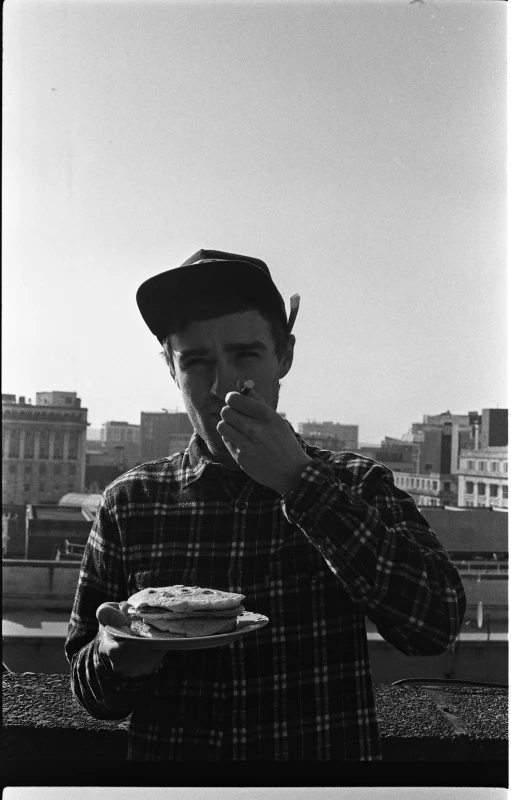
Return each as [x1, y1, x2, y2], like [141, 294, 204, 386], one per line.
[224, 390, 268, 416]
[96, 602, 128, 629]
[217, 418, 248, 447]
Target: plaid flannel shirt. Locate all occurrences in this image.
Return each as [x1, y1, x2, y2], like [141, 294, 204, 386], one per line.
[66, 428, 466, 761]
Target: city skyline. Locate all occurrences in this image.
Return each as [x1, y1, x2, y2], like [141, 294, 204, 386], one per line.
[3, 1, 506, 443]
[6, 390, 506, 449]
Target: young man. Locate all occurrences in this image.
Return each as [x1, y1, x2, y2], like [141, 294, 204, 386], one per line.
[66, 249, 466, 761]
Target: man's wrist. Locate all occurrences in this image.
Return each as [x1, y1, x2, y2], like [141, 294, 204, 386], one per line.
[277, 455, 313, 496]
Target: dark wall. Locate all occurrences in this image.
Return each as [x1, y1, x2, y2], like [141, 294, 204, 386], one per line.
[482, 409, 508, 448]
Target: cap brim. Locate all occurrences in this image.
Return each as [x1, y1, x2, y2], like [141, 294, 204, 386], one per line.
[136, 260, 286, 342]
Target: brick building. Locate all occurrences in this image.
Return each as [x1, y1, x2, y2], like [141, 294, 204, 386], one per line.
[140, 411, 193, 462]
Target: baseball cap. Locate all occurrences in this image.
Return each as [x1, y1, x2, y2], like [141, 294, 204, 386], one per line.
[136, 249, 299, 344]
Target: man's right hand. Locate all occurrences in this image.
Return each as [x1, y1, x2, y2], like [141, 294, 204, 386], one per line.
[96, 602, 166, 679]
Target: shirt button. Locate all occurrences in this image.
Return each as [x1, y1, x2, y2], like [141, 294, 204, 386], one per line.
[236, 501, 247, 511]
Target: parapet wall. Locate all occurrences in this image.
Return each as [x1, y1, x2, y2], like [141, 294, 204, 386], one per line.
[3, 673, 507, 764]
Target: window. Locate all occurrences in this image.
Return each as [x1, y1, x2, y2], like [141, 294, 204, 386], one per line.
[504, 463, 508, 473]
[53, 431, 64, 459]
[38, 431, 49, 459]
[490, 484, 499, 498]
[24, 483, 30, 492]
[39, 463, 47, 476]
[420, 479, 425, 488]
[467, 460, 475, 470]
[491, 462, 499, 473]
[68, 433, 78, 460]
[68, 463, 77, 476]
[39, 482, 45, 492]
[477, 483, 486, 495]
[503, 486, 508, 500]
[466, 501, 473, 507]
[466, 481, 474, 494]
[24, 463, 32, 473]
[478, 461, 486, 471]
[9, 464, 17, 475]
[443, 482, 450, 492]
[8, 430, 20, 458]
[54, 463, 62, 475]
[432, 481, 438, 490]
[24, 430, 35, 459]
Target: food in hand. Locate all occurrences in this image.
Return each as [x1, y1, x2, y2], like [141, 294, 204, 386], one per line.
[120, 585, 246, 639]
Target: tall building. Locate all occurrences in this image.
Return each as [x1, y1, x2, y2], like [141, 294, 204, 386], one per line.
[298, 421, 358, 451]
[2, 392, 88, 505]
[480, 409, 508, 449]
[409, 411, 475, 506]
[140, 411, 194, 462]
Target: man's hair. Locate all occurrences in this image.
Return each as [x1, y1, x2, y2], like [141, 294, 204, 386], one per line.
[161, 291, 290, 378]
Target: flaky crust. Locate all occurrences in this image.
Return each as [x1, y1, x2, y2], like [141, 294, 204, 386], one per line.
[127, 584, 246, 613]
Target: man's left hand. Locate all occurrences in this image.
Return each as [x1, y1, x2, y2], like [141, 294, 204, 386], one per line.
[217, 382, 312, 495]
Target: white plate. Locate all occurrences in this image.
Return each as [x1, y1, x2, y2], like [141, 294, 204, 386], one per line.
[105, 610, 269, 650]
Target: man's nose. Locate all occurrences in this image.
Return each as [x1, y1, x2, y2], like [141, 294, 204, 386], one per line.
[210, 365, 236, 401]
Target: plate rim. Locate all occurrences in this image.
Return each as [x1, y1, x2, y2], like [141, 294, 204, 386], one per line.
[104, 613, 269, 645]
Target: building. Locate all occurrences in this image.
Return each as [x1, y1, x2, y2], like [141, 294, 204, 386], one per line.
[25, 503, 93, 559]
[457, 448, 508, 509]
[298, 421, 358, 451]
[100, 420, 141, 445]
[358, 437, 419, 474]
[91, 420, 141, 470]
[480, 408, 508, 449]
[140, 411, 193, 462]
[2, 392, 87, 506]
[393, 471, 442, 507]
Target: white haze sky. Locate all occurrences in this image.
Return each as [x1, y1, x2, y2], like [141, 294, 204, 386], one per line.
[3, 0, 507, 444]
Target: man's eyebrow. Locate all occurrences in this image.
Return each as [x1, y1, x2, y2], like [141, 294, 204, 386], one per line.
[224, 341, 267, 353]
[176, 341, 268, 360]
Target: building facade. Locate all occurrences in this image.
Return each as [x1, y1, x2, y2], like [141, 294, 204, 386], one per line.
[393, 471, 442, 507]
[457, 448, 508, 509]
[358, 438, 419, 474]
[2, 393, 87, 505]
[100, 420, 141, 444]
[140, 411, 194, 462]
[298, 421, 358, 451]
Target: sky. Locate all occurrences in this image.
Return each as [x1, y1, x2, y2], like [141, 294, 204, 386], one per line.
[3, 0, 507, 445]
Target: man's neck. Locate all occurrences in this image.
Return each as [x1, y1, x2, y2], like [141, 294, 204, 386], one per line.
[198, 437, 241, 472]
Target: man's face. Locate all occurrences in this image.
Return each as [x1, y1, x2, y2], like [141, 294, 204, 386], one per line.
[170, 310, 294, 465]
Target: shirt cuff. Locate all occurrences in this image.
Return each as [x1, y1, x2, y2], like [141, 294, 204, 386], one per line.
[92, 635, 154, 692]
[280, 457, 345, 526]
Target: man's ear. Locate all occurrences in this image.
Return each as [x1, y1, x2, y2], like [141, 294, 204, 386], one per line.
[277, 334, 295, 380]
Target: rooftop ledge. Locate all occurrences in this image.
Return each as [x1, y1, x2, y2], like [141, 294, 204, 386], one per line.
[2, 673, 508, 784]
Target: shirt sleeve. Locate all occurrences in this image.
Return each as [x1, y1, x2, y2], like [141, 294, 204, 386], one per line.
[281, 456, 467, 656]
[65, 493, 152, 720]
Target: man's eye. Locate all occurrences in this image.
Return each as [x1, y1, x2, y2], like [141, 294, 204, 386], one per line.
[238, 352, 259, 359]
[185, 359, 205, 368]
